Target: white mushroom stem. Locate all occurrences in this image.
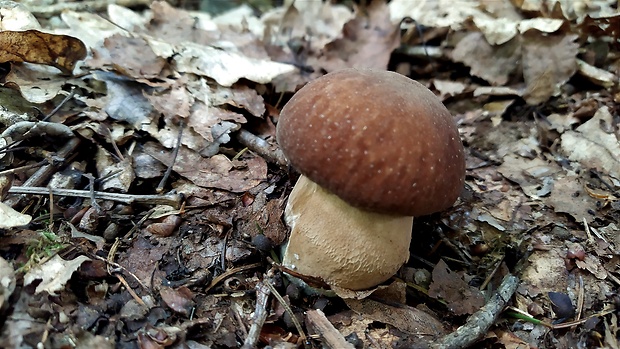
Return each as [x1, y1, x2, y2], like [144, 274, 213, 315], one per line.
[281, 175, 413, 290]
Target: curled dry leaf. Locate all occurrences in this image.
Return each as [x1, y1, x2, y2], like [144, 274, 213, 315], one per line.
[0, 30, 86, 74]
[1, 121, 74, 141]
[146, 215, 182, 237]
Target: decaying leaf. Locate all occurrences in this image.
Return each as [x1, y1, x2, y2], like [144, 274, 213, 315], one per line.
[320, 0, 400, 71]
[24, 255, 91, 295]
[0, 202, 31, 228]
[143, 142, 267, 192]
[0, 30, 86, 74]
[428, 260, 485, 315]
[561, 107, 620, 180]
[0, 0, 41, 31]
[522, 33, 578, 104]
[451, 32, 521, 86]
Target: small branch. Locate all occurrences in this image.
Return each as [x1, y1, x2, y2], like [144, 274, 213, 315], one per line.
[241, 281, 271, 349]
[157, 121, 183, 193]
[264, 279, 309, 347]
[236, 129, 288, 167]
[4, 137, 81, 207]
[306, 309, 354, 349]
[8, 186, 183, 209]
[432, 275, 519, 349]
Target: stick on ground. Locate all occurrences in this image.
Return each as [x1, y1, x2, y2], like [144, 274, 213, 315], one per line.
[432, 275, 520, 349]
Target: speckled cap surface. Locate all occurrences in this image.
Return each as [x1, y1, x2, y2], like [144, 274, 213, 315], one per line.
[276, 68, 465, 216]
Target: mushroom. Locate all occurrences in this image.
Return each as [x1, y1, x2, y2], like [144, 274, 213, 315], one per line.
[276, 68, 465, 290]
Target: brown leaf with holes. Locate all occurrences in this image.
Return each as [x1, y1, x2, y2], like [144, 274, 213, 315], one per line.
[0, 30, 86, 74]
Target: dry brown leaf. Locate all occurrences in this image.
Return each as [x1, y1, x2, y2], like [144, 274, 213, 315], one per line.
[104, 35, 167, 79]
[560, 107, 620, 180]
[432, 79, 467, 100]
[345, 298, 447, 336]
[522, 33, 578, 104]
[576, 59, 618, 88]
[545, 174, 598, 222]
[0, 30, 86, 74]
[95, 148, 135, 193]
[146, 0, 219, 46]
[160, 286, 195, 317]
[23, 255, 91, 295]
[389, 0, 491, 30]
[153, 40, 295, 87]
[520, 249, 568, 296]
[575, 255, 608, 279]
[451, 32, 521, 86]
[319, 0, 400, 71]
[144, 142, 267, 192]
[428, 260, 485, 315]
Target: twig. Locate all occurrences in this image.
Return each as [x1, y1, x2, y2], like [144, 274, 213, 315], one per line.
[306, 309, 354, 349]
[0, 160, 48, 176]
[235, 129, 288, 167]
[479, 257, 504, 291]
[101, 125, 124, 161]
[264, 280, 309, 347]
[41, 88, 75, 122]
[4, 137, 81, 207]
[205, 263, 263, 292]
[432, 275, 519, 349]
[157, 121, 183, 193]
[115, 273, 146, 306]
[241, 281, 271, 349]
[575, 276, 584, 326]
[83, 173, 102, 213]
[8, 186, 183, 208]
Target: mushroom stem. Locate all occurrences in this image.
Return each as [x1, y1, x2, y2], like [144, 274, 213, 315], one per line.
[282, 175, 413, 290]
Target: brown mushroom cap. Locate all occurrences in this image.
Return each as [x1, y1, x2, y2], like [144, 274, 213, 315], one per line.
[276, 68, 465, 216]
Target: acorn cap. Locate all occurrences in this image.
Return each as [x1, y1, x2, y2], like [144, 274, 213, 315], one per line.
[276, 68, 465, 216]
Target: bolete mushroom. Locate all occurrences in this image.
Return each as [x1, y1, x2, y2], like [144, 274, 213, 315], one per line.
[276, 68, 465, 290]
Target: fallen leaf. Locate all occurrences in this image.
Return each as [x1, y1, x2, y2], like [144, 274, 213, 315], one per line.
[345, 298, 447, 336]
[545, 174, 598, 222]
[0, 202, 32, 228]
[149, 40, 295, 87]
[24, 255, 91, 295]
[452, 32, 521, 86]
[0, 30, 86, 74]
[144, 142, 267, 192]
[560, 107, 620, 180]
[428, 260, 485, 315]
[522, 33, 578, 104]
[320, 1, 400, 71]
